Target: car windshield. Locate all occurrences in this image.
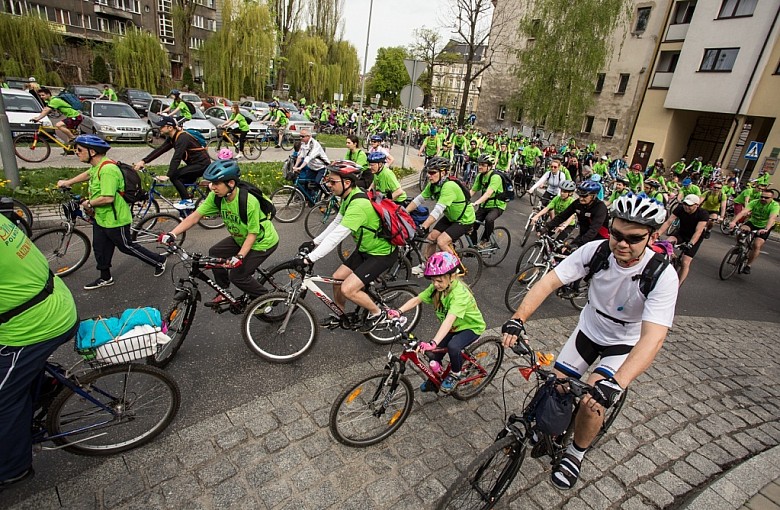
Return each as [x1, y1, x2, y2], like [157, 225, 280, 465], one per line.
[2, 93, 42, 113]
[93, 103, 140, 118]
[181, 94, 200, 102]
[290, 113, 308, 122]
[189, 108, 206, 119]
[128, 90, 152, 100]
[76, 87, 102, 97]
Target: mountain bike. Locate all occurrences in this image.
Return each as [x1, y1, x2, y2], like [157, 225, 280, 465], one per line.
[462, 219, 511, 267]
[329, 320, 504, 447]
[304, 194, 340, 238]
[13, 121, 77, 163]
[269, 173, 330, 223]
[436, 341, 626, 509]
[133, 169, 223, 229]
[718, 229, 757, 280]
[241, 258, 422, 363]
[257, 127, 292, 151]
[207, 127, 261, 160]
[519, 206, 543, 248]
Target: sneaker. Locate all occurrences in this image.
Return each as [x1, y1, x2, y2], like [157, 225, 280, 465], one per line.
[440, 371, 463, 394]
[205, 294, 228, 308]
[550, 453, 582, 490]
[173, 199, 195, 210]
[274, 144, 282, 148]
[235, 152, 244, 159]
[83, 277, 114, 290]
[359, 310, 387, 333]
[410, 263, 425, 277]
[703, 230, 711, 239]
[319, 314, 341, 328]
[154, 259, 167, 277]
[477, 240, 492, 250]
[0, 467, 34, 490]
[419, 380, 439, 393]
[742, 265, 751, 274]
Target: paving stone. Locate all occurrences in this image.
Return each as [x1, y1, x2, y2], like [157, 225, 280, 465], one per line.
[255, 479, 291, 508]
[712, 477, 751, 506]
[225, 396, 273, 426]
[579, 484, 612, 509]
[215, 426, 249, 450]
[715, 435, 750, 462]
[272, 403, 302, 425]
[366, 477, 406, 507]
[528, 480, 565, 507]
[302, 479, 340, 510]
[245, 412, 279, 438]
[274, 444, 307, 473]
[620, 495, 655, 510]
[113, 489, 165, 510]
[301, 431, 332, 459]
[282, 415, 318, 442]
[613, 454, 657, 485]
[211, 477, 254, 509]
[197, 459, 237, 487]
[414, 476, 446, 501]
[594, 475, 625, 503]
[245, 462, 277, 487]
[143, 456, 182, 487]
[562, 496, 590, 510]
[57, 484, 99, 509]
[177, 440, 217, 468]
[263, 429, 290, 453]
[635, 479, 675, 508]
[734, 431, 768, 454]
[160, 473, 201, 508]
[671, 460, 708, 487]
[654, 470, 692, 497]
[684, 488, 732, 510]
[745, 427, 778, 448]
[178, 413, 233, 443]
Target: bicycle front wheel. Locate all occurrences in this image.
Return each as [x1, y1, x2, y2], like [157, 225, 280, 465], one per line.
[329, 372, 414, 447]
[505, 265, 546, 313]
[515, 241, 543, 274]
[150, 293, 197, 368]
[130, 198, 160, 222]
[437, 435, 526, 510]
[206, 138, 225, 160]
[12, 199, 34, 229]
[520, 218, 534, 248]
[365, 286, 421, 344]
[452, 336, 504, 401]
[591, 389, 628, 448]
[270, 186, 306, 222]
[305, 199, 337, 239]
[242, 138, 262, 160]
[132, 213, 185, 254]
[482, 227, 511, 267]
[47, 364, 180, 455]
[718, 246, 741, 280]
[256, 261, 304, 294]
[456, 247, 483, 287]
[14, 133, 51, 163]
[242, 292, 318, 362]
[570, 279, 590, 311]
[32, 226, 91, 277]
[418, 170, 428, 192]
[194, 195, 224, 229]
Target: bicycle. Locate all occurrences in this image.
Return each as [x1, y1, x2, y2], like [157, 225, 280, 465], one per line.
[519, 206, 543, 248]
[269, 173, 330, 223]
[462, 219, 512, 267]
[329, 320, 504, 447]
[133, 169, 223, 229]
[240, 258, 422, 363]
[257, 126, 292, 151]
[206, 127, 261, 160]
[13, 121, 77, 163]
[1, 196, 34, 230]
[32, 333, 180, 456]
[304, 193, 340, 238]
[1, 197, 33, 237]
[436, 341, 626, 509]
[718, 228, 758, 280]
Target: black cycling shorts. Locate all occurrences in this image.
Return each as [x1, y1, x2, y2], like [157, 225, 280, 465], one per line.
[554, 328, 634, 379]
[433, 216, 474, 243]
[745, 222, 770, 240]
[344, 249, 398, 286]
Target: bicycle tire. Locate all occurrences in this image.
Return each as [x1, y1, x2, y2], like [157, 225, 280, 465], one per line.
[304, 199, 337, 239]
[591, 388, 628, 448]
[337, 236, 358, 263]
[481, 227, 511, 267]
[329, 371, 414, 447]
[455, 247, 483, 287]
[504, 265, 546, 313]
[718, 246, 741, 280]
[376, 256, 412, 285]
[206, 138, 225, 160]
[194, 195, 225, 229]
[570, 279, 589, 311]
[14, 133, 51, 163]
[130, 198, 160, 222]
[520, 218, 534, 248]
[32, 226, 91, 277]
[437, 435, 526, 510]
[242, 138, 262, 160]
[12, 198, 34, 229]
[418, 170, 428, 192]
[515, 241, 544, 274]
[8, 212, 32, 237]
[145, 128, 167, 149]
[255, 261, 305, 294]
[131, 213, 185, 254]
[46, 363, 180, 455]
[719, 214, 734, 235]
[452, 336, 504, 401]
[149, 293, 197, 368]
[269, 186, 306, 222]
[242, 292, 318, 362]
[365, 286, 421, 345]
[280, 134, 292, 151]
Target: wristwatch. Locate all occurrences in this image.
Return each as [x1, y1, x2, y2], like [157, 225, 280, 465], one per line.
[236, 254, 244, 260]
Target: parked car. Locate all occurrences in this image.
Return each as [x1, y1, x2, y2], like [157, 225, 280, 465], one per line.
[277, 100, 300, 113]
[180, 92, 202, 106]
[203, 106, 265, 138]
[201, 96, 232, 110]
[4, 76, 32, 90]
[240, 100, 270, 120]
[279, 112, 316, 141]
[118, 88, 154, 116]
[79, 100, 149, 142]
[1, 88, 52, 134]
[147, 98, 217, 140]
[66, 85, 102, 101]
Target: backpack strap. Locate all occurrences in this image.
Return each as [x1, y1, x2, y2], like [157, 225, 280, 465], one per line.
[633, 251, 670, 298]
[343, 191, 372, 247]
[583, 239, 611, 284]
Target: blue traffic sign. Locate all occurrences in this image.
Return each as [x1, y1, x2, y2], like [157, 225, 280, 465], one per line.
[744, 141, 763, 160]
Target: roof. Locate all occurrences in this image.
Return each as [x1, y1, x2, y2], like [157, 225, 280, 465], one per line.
[438, 39, 487, 62]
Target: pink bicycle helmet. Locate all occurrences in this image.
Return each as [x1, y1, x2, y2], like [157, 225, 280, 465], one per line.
[217, 148, 235, 160]
[424, 252, 461, 278]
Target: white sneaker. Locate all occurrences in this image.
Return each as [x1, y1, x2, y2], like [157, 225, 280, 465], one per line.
[173, 199, 195, 210]
[411, 263, 425, 277]
[235, 153, 244, 159]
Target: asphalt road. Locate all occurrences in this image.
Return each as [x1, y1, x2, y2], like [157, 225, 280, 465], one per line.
[15, 164, 780, 496]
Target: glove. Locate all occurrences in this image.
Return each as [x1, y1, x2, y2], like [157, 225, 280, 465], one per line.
[418, 341, 437, 352]
[386, 309, 401, 319]
[501, 318, 526, 338]
[680, 242, 693, 251]
[298, 241, 316, 254]
[292, 256, 312, 272]
[157, 232, 177, 245]
[415, 225, 429, 239]
[226, 256, 243, 269]
[589, 377, 623, 409]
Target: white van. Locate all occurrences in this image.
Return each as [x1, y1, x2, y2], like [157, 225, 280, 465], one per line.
[2, 88, 53, 135]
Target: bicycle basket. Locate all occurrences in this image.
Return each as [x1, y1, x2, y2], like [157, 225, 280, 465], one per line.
[528, 379, 575, 436]
[76, 308, 170, 367]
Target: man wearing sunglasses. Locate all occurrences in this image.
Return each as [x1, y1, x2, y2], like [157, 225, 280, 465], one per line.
[699, 182, 728, 238]
[501, 194, 678, 491]
[728, 190, 778, 274]
[659, 194, 708, 286]
[546, 180, 610, 252]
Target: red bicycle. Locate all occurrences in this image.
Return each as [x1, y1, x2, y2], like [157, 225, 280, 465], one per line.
[328, 321, 504, 447]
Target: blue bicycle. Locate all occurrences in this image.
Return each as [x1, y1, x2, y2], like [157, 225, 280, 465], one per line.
[133, 169, 223, 229]
[269, 171, 331, 223]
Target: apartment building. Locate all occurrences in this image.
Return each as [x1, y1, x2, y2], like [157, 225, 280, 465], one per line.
[1, 0, 218, 83]
[431, 40, 487, 114]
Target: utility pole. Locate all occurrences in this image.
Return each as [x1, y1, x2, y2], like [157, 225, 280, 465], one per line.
[356, 0, 374, 138]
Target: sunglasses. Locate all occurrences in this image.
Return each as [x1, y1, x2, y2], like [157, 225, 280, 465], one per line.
[761, 195, 773, 200]
[713, 186, 722, 189]
[427, 170, 442, 175]
[610, 227, 649, 245]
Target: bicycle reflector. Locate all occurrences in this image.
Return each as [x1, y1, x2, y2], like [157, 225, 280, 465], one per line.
[537, 352, 554, 366]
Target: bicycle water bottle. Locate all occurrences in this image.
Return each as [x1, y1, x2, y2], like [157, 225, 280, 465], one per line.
[429, 360, 443, 377]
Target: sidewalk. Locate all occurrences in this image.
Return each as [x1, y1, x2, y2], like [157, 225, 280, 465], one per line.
[4, 315, 780, 509]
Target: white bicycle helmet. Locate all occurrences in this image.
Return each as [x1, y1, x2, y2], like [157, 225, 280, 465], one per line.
[560, 180, 576, 192]
[610, 193, 667, 229]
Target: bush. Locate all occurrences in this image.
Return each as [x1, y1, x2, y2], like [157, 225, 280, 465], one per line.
[92, 55, 110, 83]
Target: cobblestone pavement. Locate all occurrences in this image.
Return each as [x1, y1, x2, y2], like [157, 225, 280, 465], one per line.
[4, 316, 779, 509]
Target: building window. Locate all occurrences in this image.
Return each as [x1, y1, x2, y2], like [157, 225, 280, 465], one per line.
[193, 15, 204, 28]
[129, 0, 140, 13]
[616, 74, 630, 94]
[54, 8, 70, 25]
[718, 0, 757, 18]
[604, 118, 618, 138]
[207, 0, 214, 8]
[158, 13, 174, 43]
[583, 116, 594, 134]
[96, 0, 108, 5]
[157, 0, 171, 13]
[207, 19, 217, 31]
[74, 13, 84, 27]
[595, 73, 606, 93]
[700, 48, 739, 72]
[497, 105, 506, 121]
[97, 17, 109, 32]
[116, 20, 126, 35]
[671, 0, 696, 24]
[189, 37, 204, 49]
[28, 3, 48, 19]
[635, 7, 651, 32]
[657, 51, 681, 72]
[515, 108, 523, 123]
[8, 1, 24, 15]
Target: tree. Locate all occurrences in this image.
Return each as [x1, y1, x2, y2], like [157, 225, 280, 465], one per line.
[407, 27, 458, 108]
[367, 47, 410, 107]
[0, 14, 62, 81]
[172, 0, 199, 71]
[270, 0, 303, 93]
[513, 0, 630, 134]
[112, 29, 168, 92]
[307, 0, 344, 45]
[92, 55, 110, 83]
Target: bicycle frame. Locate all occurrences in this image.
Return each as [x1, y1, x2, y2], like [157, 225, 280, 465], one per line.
[136, 171, 208, 218]
[34, 125, 73, 149]
[169, 249, 245, 311]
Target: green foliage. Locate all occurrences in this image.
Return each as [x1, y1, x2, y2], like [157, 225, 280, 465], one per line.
[367, 47, 410, 106]
[283, 32, 358, 103]
[513, 0, 631, 133]
[112, 29, 169, 93]
[92, 55, 110, 83]
[0, 14, 62, 80]
[182, 67, 195, 91]
[200, 0, 275, 99]
[172, 0, 198, 68]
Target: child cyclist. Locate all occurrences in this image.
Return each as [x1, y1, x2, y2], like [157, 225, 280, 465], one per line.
[387, 252, 486, 394]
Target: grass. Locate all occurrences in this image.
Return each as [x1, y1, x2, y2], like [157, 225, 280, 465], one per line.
[314, 133, 347, 148]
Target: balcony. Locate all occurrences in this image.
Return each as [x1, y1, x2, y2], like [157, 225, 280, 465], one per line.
[665, 23, 689, 41]
[651, 72, 674, 89]
[94, 4, 134, 20]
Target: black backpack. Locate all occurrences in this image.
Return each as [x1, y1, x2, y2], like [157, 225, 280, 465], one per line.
[98, 160, 145, 204]
[478, 171, 515, 202]
[215, 180, 276, 224]
[583, 240, 669, 298]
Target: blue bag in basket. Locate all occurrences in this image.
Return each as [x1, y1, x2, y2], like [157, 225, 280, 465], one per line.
[76, 307, 162, 350]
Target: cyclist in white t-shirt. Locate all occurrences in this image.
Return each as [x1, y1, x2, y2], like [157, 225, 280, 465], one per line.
[501, 194, 679, 491]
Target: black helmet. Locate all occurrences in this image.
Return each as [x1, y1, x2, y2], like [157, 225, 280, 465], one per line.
[424, 156, 451, 173]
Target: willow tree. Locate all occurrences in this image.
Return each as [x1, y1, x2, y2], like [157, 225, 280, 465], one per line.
[112, 29, 168, 92]
[172, 0, 199, 70]
[326, 40, 359, 100]
[286, 32, 328, 100]
[513, 0, 630, 134]
[308, 0, 344, 45]
[0, 13, 62, 80]
[270, 0, 303, 92]
[200, 0, 275, 99]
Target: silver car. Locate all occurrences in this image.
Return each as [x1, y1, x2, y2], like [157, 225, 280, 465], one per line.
[79, 100, 149, 142]
[260, 110, 316, 141]
[240, 100, 269, 120]
[147, 98, 217, 140]
[203, 106, 265, 138]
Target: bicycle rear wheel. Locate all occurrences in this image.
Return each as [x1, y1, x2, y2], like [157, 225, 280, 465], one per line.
[305, 199, 337, 239]
[365, 286, 421, 345]
[242, 292, 318, 362]
[482, 227, 511, 267]
[505, 265, 546, 313]
[130, 198, 160, 222]
[194, 195, 225, 229]
[47, 364, 180, 455]
[437, 435, 526, 510]
[13, 133, 51, 162]
[242, 138, 262, 160]
[520, 218, 534, 248]
[32, 226, 91, 277]
[12, 199, 34, 229]
[329, 371, 414, 447]
[150, 293, 197, 368]
[256, 261, 304, 293]
[515, 241, 544, 274]
[452, 336, 504, 401]
[455, 247, 483, 287]
[270, 186, 306, 222]
[719, 247, 741, 280]
[132, 213, 185, 255]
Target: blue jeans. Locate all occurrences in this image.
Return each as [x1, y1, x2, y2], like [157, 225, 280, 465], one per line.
[428, 329, 480, 372]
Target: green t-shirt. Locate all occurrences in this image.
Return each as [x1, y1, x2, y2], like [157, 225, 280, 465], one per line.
[722, 185, 736, 197]
[522, 146, 542, 167]
[422, 180, 476, 225]
[671, 162, 686, 175]
[104, 88, 118, 101]
[47, 97, 80, 119]
[680, 184, 701, 196]
[592, 162, 608, 177]
[418, 279, 485, 334]
[171, 99, 192, 120]
[346, 149, 368, 169]
[339, 188, 394, 256]
[733, 188, 759, 205]
[700, 191, 724, 212]
[627, 172, 644, 192]
[373, 167, 406, 203]
[276, 109, 289, 127]
[90, 157, 133, 228]
[496, 151, 511, 171]
[549, 194, 575, 216]
[230, 112, 250, 132]
[423, 136, 439, 156]
[0, 215, 78, 347]
[196, 190, 279, 251]
[608, 189, 629, 203]
[452, 134, 467, 150]
[745, 198, 779, 228]
[471, 171, 506, 210]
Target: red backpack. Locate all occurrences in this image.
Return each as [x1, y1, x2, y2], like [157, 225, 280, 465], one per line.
[349, 190, 416, 246]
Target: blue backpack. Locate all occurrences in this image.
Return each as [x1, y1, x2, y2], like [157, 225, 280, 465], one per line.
[183, 128, 207, 147]
[58, 90, 83, 111]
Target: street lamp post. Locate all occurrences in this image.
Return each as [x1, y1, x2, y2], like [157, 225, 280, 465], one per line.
[308, 61, 314, 102]
[356, 0, 374, 138]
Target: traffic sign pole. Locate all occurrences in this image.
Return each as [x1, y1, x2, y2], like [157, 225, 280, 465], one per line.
[401, 59, 425, 170]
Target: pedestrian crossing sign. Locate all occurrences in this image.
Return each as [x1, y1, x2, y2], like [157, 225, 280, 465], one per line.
[744, 141, 763, 160]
